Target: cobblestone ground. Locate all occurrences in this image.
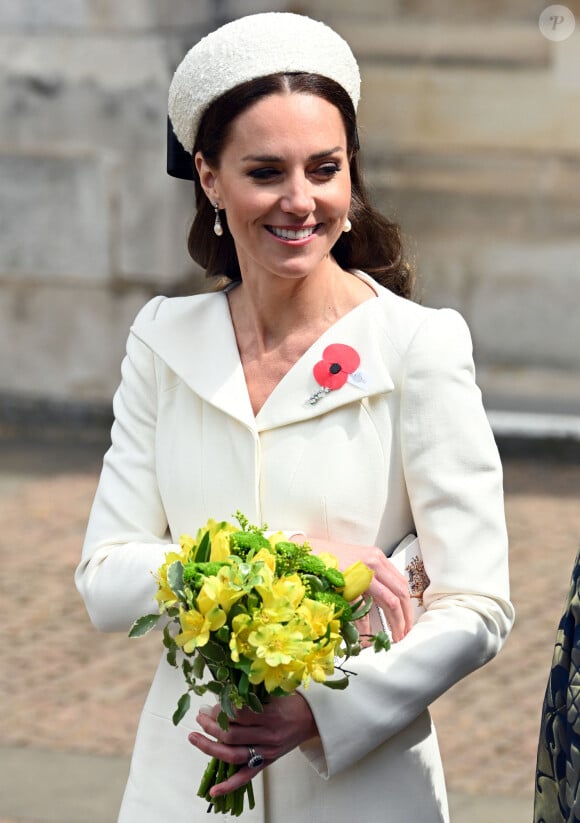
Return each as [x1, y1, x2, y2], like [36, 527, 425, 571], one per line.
[1, 442, 579, 807]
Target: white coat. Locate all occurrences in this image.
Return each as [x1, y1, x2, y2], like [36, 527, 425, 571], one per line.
[76, 271, 514, 822]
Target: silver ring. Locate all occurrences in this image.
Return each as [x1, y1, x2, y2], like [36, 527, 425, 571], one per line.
[247, 745, 264, 769]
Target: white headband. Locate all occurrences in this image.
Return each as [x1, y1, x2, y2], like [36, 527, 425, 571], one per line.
[168, 12, 361, 155]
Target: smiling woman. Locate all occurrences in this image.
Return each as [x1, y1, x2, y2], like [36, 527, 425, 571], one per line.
[75, 11, 514, 823]
[195, 92, 351, 289]
[187, 70, 412, 296]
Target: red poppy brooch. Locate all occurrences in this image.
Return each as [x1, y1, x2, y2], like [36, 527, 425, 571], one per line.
[308, 343, 361, 405]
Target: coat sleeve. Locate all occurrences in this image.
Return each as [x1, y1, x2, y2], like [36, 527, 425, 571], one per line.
[298, 307, 515, 778]
[75, 296, 179, 632]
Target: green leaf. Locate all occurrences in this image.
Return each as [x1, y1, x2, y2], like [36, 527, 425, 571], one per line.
[215, 625, 230, 644]
[217, 709, 231, 731]
[221, 686, 236, 720]
[235, 655, 253, 676]
[192, 652, 206, 680]
[202, 640, 227, 664]
[162, 624, 173, 648]
[166, 647, 177, 667]
[167, 561, 184, 596]
[182, 658, 193, 676]
[302, 573, 324, 594]
[128, 613, 160, 637]
[341, 621, 359, 646]
[247, 692, 263, 714]
[373, 631, 391, 653]
[238, 672, 249, 700]
[195, 531, 211, 563]
[350, 595, 373, 621]
[323, 675, 350, 690]
[207, 681, 223, 695]
[172, 692, 191, 725]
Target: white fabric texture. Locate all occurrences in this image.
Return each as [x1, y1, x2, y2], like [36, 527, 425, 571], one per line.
[168, 12, 361, 154]
[76, 272, 514, 822]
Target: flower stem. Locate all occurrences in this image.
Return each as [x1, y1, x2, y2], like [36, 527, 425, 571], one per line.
[198, 757, 219, 799]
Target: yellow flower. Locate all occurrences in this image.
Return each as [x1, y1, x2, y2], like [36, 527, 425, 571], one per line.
[297, 597, 336, 639]
[249, 656, 306, 693]
[304, 641, 337, 684]
[154, 549, 188, 610]
[342, 560, 374, 602]
[229, 612, 257, 662]
[247, 618, 311, 692]
[252, 548, 276, 574]
[209, 527, 238, 561]
[248, 620, 311, 665]
[195, 519, 239, 562]
[256, 574, 306, 623]
[174, 603, 226, 653]
[196, 569, 245, 616]
[179, 534, 197, 559]
[318, 551, 339, 569]
[267, 531, 288, 550]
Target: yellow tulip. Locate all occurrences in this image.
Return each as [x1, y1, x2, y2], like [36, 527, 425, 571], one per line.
[252, 548, 276, 574]
[267, 531, 288, 551]
[318, 551, 339, 569]
[342, 560, 374, 602]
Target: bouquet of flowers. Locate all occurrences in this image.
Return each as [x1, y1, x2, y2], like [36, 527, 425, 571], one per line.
[129, 513, 390, 816]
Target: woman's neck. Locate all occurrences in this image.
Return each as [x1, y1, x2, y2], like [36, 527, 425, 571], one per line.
[227, 264, 374, 356]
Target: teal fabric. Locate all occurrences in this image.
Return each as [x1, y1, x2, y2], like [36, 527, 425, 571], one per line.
[535, 549, 580, 823]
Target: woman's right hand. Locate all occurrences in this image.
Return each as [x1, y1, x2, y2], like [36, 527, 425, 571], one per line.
[293, 535, 414, 642]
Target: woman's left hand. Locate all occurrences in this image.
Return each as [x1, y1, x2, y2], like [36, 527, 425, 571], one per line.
[188, 694, 318, 798]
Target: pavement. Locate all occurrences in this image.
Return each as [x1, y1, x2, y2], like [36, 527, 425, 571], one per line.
[2, 425, 580, 822]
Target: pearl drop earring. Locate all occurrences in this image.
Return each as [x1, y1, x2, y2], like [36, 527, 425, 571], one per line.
[213, 202, 223, 237]
[343, 217, 352, 233]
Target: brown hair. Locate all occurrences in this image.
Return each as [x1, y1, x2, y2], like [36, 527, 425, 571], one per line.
[188, 73, 414, 298]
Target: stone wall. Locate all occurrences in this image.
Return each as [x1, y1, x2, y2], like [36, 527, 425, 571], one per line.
[302, 0, 580, 410]
[1, 1, 579, 418]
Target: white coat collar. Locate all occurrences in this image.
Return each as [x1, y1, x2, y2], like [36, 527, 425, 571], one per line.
[132, 274, 395, 432]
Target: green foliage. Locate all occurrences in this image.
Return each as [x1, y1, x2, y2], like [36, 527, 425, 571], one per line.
[297, 553, 327, 575]
[128, 613, 160, 637]
[322, 674, 350, 690]
[314, 590, 353, 621]
[350, 594, 373, 621]
[194, 530, 211, 562]
[172, 692, 191, 726]
[182, 560, 228, 588]
[273, 541, 304, 575]
[321, 566, 345, 588]
[167, 561, 184, 596]
[373, 631, 391, 653]
[229, 530, 270, 559]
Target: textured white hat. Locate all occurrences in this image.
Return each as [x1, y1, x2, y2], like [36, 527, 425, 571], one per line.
[168, 12, 361, 155]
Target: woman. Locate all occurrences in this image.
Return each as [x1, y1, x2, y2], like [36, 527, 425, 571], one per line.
[76, 12, 514, 822]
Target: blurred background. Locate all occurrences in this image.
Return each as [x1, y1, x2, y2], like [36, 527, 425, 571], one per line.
[1, 1, 580, 822]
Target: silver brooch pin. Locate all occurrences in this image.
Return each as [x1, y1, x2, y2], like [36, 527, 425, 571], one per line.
[307, 386, 332, 406]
